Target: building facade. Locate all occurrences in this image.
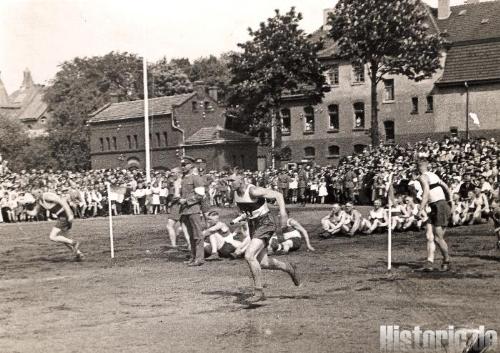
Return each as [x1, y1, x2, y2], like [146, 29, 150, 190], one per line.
[280, 0, 500, 166]
[88, 83, 256, 170]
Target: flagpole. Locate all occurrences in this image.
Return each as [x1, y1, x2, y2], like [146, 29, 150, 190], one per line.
[143, 57, 151, 183]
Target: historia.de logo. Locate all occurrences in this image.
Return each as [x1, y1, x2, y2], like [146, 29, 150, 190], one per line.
[380, 325, 498, 352]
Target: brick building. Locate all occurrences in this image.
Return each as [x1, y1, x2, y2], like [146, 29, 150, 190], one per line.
[182, 126, 258, 171]
[0, 69, 50, 137]
[280, 0, 500, 167]
[88, 83, 256, 170]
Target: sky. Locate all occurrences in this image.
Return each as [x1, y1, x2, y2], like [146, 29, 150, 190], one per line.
[0, 0, 466, 93]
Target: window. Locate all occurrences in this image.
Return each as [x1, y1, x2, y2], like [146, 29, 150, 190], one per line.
[411, 97, 419, 114]
[328, 145, 340, 157]
[192, 101, 198, 112]
[303, 106, 315, 132]
[106, 137, 111, 150]
[354, 144, 368, 154]
[281, 108, 291, 135]
[304, 146, 316, 159]
[326, 65, 339, 86]
[450, 126, 458, 137]
[384, 79, 394, 101]
[328, 104, 339, 130]
[163, 132, 168, 146]
[156, 132, 161, 147]
[127, 135, 132, 149]
[133, 135, 138, 149]
[426, 96, 434, 113]
[241, 155, 245, 168]
[353, 102, 365, 128]
[281, 146, 292, 161]
[352, 64, 365, 83]
[99, 138, 104, 152]
[384, 121, 395, 142]
[112, 137, 117, 150]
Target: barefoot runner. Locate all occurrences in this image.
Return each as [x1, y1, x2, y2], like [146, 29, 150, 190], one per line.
[230, 169, 301, 303]
[29, 185, 83, 260]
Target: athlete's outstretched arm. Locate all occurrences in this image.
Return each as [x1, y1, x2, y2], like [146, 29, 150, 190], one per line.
[249, 186, 287, 227]
[290, 218, 314, 251]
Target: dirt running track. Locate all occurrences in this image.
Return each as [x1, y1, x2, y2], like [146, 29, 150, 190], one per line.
[0, 208, 499, 353]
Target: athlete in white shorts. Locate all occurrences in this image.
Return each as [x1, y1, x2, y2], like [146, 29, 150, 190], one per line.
[268, 215, 315, 254]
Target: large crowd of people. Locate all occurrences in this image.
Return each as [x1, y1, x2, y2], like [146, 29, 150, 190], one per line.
[0, 137, 498, 225]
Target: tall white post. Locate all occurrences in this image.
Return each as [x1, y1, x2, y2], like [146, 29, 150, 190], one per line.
[143, 57, 151, 183]
[388, 204, 392, 271]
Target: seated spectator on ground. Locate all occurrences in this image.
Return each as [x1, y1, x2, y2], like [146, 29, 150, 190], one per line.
[320, 204, 350, 238]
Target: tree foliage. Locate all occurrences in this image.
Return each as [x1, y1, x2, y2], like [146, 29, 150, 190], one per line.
[227, 7, 326, 145]
[189, 54, 232, 101]
[328, 0, 443, 145]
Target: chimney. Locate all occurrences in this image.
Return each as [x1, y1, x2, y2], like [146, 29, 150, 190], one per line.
[208, 86, 218, 103]
[323, 8, 334, 31]
[21, 68, 34, 90]
[438, 0, 451, 20]
[193, 80, 206, 97]
[109, 92, 121, 104]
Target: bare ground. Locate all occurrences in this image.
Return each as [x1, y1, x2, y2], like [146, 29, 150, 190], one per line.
[0, 207, 499, 353]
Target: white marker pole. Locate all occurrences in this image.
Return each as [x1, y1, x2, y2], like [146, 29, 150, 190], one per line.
[388, 203, 392, 271]
[106, 182, 115, 259]
[143, 57, 151, 183]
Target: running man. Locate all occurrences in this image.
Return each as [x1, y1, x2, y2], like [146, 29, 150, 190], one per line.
[28, 185, 83, 260]
[230, 169, 300, 303]
[418, 157, 452, 271]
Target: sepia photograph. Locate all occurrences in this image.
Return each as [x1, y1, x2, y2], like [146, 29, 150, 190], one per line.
[0, 0, 499, 352]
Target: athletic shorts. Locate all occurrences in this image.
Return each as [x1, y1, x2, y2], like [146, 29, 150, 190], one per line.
[248, 213, 276, 245]
[218, 242, 237, 258]
[169, 203, 181, 221]
[428, 200, 451, 227]
[286, 237, 302, 251]
[54, 214, 72, 231]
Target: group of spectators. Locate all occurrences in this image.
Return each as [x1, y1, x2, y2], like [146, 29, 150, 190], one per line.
[0, 137, 498, 229]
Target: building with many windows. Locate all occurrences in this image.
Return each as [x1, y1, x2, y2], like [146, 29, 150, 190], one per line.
[280, 0, 500, 166]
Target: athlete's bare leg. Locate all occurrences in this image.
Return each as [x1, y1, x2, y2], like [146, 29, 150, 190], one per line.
[166, 219, 178, 247]
[433, 225, 450, 263]
[425, 223, 436, 263]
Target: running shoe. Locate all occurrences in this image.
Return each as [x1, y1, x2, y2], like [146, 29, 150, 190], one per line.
[206, 253, 220, 261]
[421, 261, 435, 272]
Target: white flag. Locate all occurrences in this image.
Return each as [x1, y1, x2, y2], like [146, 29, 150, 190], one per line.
[469, 112, 480, 126]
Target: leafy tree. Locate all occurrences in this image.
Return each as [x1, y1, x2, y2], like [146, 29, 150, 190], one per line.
[190, 54, 232, 102]
[150, 57, 193, 97]
[328, 0, 443, 145]
[227, 7, 326, 157]
[0, 114, 30, 170]
[169, 57, 192, 76]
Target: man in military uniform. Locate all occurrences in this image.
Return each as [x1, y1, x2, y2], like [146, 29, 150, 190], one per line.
[179, 157, 207, 266]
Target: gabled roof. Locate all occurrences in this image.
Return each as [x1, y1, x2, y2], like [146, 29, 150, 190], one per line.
[89, 92, 196, 123]
[438, 40, 500, 84]
[436, 1, 500, 44]
[184, 126, 257, 145]
[16, 88, 49, 121]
